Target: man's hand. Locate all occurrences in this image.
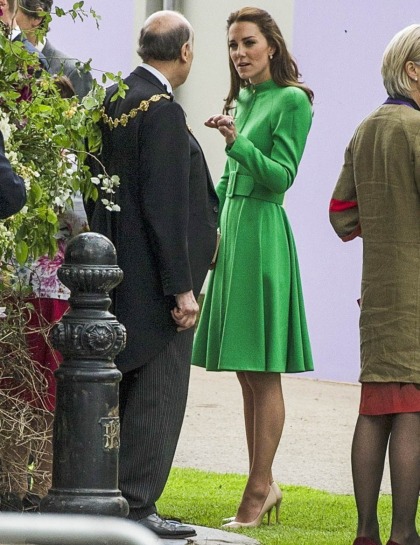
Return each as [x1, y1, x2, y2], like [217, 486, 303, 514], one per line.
[171, 290, 199, 331]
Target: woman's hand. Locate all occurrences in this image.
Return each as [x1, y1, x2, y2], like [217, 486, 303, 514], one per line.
[205, 114, 237, 146]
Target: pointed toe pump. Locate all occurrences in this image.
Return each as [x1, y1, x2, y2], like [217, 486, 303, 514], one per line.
[222, 487, 277, 529]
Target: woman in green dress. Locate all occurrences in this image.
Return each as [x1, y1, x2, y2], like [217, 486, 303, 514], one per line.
[192, 7, 314, 528]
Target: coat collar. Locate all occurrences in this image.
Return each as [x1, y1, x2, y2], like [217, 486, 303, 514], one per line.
[132, 66, 170, 94]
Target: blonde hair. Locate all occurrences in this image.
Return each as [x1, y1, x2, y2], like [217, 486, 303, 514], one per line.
[382, 24, 420, 98]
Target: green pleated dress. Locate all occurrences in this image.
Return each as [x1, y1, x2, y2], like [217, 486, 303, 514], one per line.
[192, 80, 314, 373]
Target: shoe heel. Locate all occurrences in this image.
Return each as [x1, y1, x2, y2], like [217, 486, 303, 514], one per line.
[271, 481, 282, 524]
[267, 505, 273, 525]
[275, 499, 281, 523]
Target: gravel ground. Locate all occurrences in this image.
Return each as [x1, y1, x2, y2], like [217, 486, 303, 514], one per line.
[174, 366, 392, 495]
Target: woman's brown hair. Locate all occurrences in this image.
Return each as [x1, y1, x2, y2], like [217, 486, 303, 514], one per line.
[224, 7, 313, 113]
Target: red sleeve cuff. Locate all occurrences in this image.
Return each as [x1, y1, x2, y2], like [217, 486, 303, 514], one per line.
[329, 198, 358, 212]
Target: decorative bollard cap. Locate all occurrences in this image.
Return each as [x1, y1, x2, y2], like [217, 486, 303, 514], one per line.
[51, 231, 126, 359]
[57, 232, 123, 295]
[65, 232, 117, 266]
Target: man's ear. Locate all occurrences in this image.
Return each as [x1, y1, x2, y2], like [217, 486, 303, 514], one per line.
[180, 41, 190, 63]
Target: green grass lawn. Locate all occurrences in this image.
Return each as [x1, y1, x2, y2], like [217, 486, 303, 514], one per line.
[157, 467, 415, 545]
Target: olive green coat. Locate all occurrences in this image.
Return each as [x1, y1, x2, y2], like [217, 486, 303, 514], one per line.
[330, 103, 420, 383]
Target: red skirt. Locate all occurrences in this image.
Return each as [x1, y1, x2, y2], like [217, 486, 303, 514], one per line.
[359, 382, 420, 416]
[25, 297, 69, 411]
[0, 298, 69, 412]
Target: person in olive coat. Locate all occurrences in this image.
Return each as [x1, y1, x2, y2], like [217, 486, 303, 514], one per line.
[330, 24, 420, 545]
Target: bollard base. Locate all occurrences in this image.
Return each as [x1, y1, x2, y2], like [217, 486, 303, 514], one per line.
[41, 489, 129, 517]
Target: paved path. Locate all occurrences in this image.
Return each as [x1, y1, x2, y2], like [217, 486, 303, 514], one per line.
[174, 366, 391, 495]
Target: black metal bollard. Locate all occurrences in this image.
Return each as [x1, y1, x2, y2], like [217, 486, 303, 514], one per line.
[41, 232, 129, 517]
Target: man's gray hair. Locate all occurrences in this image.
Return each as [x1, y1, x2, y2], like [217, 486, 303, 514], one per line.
[137, 12, 193, 62]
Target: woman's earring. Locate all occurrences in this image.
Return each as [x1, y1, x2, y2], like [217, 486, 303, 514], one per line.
[269, 54, 273, 60]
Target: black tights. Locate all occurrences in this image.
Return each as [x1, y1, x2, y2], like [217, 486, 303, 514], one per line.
[351, 412, 420, 545]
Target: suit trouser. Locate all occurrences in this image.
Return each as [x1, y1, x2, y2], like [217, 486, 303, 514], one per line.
[118, 328, 194, 519]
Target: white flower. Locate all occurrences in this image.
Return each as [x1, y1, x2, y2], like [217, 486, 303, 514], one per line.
[54, 196, 66, 207]
[6, 150, 18, 164]
[90, 177, 100, 185]
[0, 113, 12, 142]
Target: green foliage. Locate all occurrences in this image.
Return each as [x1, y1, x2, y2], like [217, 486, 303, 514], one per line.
[157, 468, 417, 545]
[0, 8, 125, 263]
[53, 2, 102, 30]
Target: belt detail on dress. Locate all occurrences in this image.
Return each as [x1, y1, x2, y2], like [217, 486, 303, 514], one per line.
[226, 173, 284, 205]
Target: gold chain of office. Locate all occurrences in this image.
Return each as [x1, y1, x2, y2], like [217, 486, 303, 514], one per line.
[101, 93, 171, 130]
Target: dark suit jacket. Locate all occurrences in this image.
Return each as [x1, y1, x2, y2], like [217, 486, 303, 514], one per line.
[0, 131, 26, 219]
[86, 67, 218, 373]
[43, 39, 92, 98]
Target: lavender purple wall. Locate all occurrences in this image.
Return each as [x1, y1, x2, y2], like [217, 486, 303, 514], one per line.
[48, 0, 136, 78]
[288, 1, 420, 382]
[46, 1, 420, 383]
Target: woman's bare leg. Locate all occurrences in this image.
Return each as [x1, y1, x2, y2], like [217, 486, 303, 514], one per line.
[235, 372, 284, 523]
[237, 372, 255, 474]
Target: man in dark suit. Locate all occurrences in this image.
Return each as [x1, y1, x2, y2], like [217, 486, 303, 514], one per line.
[85, 10, 218, 539]
[14, 0, 92, 98]
[0, 129, 26, 219]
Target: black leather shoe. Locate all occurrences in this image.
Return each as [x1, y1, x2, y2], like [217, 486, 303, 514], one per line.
[138, 513, 196, 539]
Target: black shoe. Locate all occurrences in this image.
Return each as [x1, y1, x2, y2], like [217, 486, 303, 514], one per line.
[138, 513, 196, 539]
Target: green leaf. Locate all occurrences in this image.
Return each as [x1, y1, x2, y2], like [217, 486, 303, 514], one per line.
[82, 96, 97, 110]
[15, 241, 29, 265]
[46, 209, 58, 225]
[30, 183, 43, 204]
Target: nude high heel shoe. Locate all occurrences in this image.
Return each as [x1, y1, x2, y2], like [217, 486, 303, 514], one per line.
[222, 487, 277, 529]
[222, 481, 282, 524]
[271, 481, 282, 523]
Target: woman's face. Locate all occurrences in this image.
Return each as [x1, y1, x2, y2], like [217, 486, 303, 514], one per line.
[228, 21, 274, 85]
[15, 8, 41, 40]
